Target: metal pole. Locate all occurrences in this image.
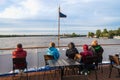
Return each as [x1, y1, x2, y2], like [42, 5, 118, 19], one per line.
[58, 7, 60, 47]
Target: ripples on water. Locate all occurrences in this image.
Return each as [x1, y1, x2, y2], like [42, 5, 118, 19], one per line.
[0, 36, 120, 48]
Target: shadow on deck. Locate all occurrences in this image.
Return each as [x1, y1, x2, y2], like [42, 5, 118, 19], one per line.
[0, 65, 119, 80]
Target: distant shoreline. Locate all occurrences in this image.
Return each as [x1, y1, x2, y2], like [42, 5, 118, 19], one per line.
[0, 35, 57, 38]
[0, 34, 87, 38]
[0, 35, 119, 39]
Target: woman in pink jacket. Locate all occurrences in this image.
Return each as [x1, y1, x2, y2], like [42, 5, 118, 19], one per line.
[80, 44, 93, 63]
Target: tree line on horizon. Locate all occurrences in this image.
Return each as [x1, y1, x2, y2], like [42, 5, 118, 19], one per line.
[88, 28, 120, 38]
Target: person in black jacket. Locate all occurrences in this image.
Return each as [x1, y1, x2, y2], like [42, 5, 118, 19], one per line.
[66, 42, 79, 59]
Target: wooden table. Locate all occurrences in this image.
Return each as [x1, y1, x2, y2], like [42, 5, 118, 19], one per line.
[47, 58, 80, 67]
[47, 58, 80, 79]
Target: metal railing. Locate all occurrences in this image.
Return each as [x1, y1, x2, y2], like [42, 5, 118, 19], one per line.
[0, 44, 120, 50]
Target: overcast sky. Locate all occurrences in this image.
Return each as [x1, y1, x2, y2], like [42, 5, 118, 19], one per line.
[0, 0, 120, 35]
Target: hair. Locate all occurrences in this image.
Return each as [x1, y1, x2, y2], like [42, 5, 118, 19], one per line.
[91, 40, 98, 46]
[17, 43, 22, 48]
[68, 42, 75, 49]
[49, 42, 55, 47]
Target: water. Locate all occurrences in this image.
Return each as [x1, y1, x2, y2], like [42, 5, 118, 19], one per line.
[0, 36, 119, 47]
[0, 36, 120, 74]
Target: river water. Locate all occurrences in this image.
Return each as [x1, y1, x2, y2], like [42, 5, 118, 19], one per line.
[0, 36, 120, 48]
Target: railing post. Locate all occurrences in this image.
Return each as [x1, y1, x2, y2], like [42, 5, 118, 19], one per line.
[36, 49, 41, 70]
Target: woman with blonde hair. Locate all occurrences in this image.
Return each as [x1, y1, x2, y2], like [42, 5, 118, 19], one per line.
[47, 42, 60, 60]
[89, 40, 104, 67]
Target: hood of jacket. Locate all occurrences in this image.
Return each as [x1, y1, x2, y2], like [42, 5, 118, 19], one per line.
[83, 44, 88, 51]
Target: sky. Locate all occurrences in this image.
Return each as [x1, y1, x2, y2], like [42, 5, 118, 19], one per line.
[0, 0, 120, 35]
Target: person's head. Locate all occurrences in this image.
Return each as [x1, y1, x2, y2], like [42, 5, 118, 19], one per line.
[17, 43, 22, 48]
[68, 42, 75, 49]
[49, 42, 55, 47]
[91, 40, 98, 46]
[83, 44, 88, 51]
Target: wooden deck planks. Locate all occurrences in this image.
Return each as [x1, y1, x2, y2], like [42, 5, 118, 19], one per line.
[0, 65, 119, 80]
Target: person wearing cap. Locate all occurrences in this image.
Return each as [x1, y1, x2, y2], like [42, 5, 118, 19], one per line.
[12, 43, 27, 58]
[89, 40, 104, 67]
[66, 42, 79, 59]
[47, 42, 60, 60]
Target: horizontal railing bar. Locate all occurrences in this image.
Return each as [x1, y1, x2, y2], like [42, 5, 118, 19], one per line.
[0, 44, 120, 50]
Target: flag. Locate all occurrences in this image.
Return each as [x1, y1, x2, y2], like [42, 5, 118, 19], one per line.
[59, 12, 67, 18]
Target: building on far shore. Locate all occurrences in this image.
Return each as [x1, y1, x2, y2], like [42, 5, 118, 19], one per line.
[113, 36, 120, 39]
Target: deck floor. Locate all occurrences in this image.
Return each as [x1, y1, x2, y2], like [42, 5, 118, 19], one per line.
[0, 65, 119, 80]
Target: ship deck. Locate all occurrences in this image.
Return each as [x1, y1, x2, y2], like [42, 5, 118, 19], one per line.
[0, 65, 119, 80]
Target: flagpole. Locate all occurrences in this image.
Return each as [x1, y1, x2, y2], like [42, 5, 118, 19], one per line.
[58, 7, 60, 48]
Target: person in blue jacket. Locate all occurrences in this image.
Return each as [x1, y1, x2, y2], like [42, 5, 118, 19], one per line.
[47, 42, 60, 60]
